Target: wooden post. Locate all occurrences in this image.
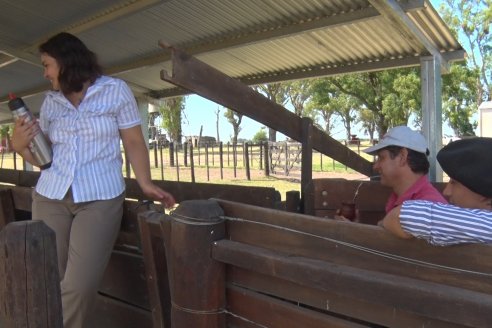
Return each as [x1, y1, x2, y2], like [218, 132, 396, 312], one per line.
[301, 118, 313, 212]
[160, 145, 164, 180]
[138, 211, 171, 328]
[154, 142, 158, 168]
[219, 142, 223, 180]
[169, 142, 175, 167]
[227, 142, 230, 167]
[0, 221, 63, 328]
[183, 142, 188, 167]
[244, 142, 250, 181]
[162, 200, 226, 328]
[205, 144, 210, 182]
[249, 143, 253, 168]
[175, 143, 180, 182]
[284, 142, 288, 176]
[190, 143, 195, 183]
[259, 142, 263, 170]
[285, 190, 301, 213]
[233, 143, 237, 178]
[263, 142, 269, 177]
[0, 189, 15, 230]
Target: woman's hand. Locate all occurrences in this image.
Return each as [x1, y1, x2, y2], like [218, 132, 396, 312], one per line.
[11, 117, 37, 153]
[140, 182, 176, 208]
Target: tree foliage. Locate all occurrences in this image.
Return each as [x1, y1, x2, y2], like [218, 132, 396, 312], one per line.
[159, 96, 185, 144]
[440, 0, 491, 102]
[442, 63, 480, 135]
[252, 128, 268, 144]
[307, 68, 421, 139]
[253, 83, 288, 142]
[224, 108, 243, 144]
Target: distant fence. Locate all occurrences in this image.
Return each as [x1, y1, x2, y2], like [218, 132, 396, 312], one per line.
[144, 141, 375, 182]
[0, 140, 374, 183]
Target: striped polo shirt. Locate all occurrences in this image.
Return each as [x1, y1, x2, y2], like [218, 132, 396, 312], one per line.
[36, 76, 141, 203]
[400, 200, 492, 246]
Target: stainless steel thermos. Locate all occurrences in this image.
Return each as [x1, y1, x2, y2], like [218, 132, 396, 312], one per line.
[8, 94, 52, 169]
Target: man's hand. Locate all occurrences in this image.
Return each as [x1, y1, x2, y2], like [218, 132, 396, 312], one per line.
[380, 206, 413, 239]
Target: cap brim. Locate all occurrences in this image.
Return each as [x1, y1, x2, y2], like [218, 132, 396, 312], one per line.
[363, 144, 385, 155]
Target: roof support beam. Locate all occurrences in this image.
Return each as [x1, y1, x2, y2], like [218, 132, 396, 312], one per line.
[368, 0, 449, 73]
[421, 55, 443, 182]
[149, 50, 464, 99]
[159, 44, 373, 176]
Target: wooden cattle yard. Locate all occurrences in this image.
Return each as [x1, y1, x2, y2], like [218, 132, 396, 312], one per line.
[1, 168, 491, 327]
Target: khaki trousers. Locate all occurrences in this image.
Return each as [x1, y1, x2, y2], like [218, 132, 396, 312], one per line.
[32, 190, 124, 328]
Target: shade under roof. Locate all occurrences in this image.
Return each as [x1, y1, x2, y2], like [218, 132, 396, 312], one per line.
[0, 0, 464, 123]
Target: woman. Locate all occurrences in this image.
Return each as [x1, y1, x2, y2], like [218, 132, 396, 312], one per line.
[12, 32, 175, 328]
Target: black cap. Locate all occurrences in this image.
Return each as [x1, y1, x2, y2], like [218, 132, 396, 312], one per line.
[437, 137, 492, 197]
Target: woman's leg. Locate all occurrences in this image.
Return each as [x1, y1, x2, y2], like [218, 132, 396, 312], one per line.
[32, 190, 73, 279]
[34, 190, 124, 328]
[62, 192, 124, 328]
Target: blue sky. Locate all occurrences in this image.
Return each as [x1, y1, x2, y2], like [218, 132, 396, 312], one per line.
[179, 0, 465, 142]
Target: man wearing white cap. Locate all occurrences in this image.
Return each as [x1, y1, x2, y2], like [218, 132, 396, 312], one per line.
[364, 126, 447, 213]
[382, 137, 492, 245]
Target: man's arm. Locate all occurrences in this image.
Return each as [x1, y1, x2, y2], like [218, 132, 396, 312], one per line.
[381, 205, 414, 239]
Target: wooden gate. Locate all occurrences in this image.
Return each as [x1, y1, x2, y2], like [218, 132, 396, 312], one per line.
[269, 142, 302, 177]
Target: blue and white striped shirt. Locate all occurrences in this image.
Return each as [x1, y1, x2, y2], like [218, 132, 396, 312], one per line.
[400, 200, 492, 246]
[36, 76, 141, 202]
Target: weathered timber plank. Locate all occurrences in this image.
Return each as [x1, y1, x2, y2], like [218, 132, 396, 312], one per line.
[125, 178, 280, 208]
[87, 294, 152, 328]
[159, 46, 373, 176]
[0, 168, 39, 187]
[0, 189, 15, 229]
[226, 285, 368, 328]
[213, 239, 492, 327]
[9, 185, 33, 212]
[228, 266, 466, 328]
[138, 211, 171, 328]
[0, 169, 281, 209]
[99, 250, 149, 309]
[216, 199, 492, 294]
[306, 179, 447, 212]
[0, 221, 62, 328]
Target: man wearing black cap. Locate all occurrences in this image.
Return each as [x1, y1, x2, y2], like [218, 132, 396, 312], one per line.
[381, 137, 492, 245]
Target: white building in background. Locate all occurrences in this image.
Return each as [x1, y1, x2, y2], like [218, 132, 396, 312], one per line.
[478, 101, 492, 137]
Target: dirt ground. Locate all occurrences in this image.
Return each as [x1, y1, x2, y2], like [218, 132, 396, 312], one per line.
[149, 163, 368, 184]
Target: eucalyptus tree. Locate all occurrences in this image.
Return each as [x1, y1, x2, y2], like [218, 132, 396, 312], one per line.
[440, 0, 491, 102]
[253, 83, 288, 142]
[159, 96, 185, 144]
[224, 108, 243, 144]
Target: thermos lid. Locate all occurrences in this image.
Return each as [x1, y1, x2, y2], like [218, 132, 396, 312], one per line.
[7, 93, 25, 111]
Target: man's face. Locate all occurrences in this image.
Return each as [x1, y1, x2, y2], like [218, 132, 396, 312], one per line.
[373, 149, 402, 188]
[443, 178, 487, 209]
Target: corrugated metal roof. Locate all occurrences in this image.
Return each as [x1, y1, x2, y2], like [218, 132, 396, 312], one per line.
[0, 0, 464, 122]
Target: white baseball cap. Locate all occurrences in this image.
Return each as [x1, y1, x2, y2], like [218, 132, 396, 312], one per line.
[364, 126, 429, 155]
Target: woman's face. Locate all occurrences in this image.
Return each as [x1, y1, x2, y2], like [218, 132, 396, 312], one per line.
[41, 53, 60, 91]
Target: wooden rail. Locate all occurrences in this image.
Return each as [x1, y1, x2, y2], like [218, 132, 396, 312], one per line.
[0, 168, 282, 327]
[304, 178, 447, 224]
[139, 198, 492, 328]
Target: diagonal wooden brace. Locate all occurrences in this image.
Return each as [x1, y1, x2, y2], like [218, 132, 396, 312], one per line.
[159, 42, 373, 176]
